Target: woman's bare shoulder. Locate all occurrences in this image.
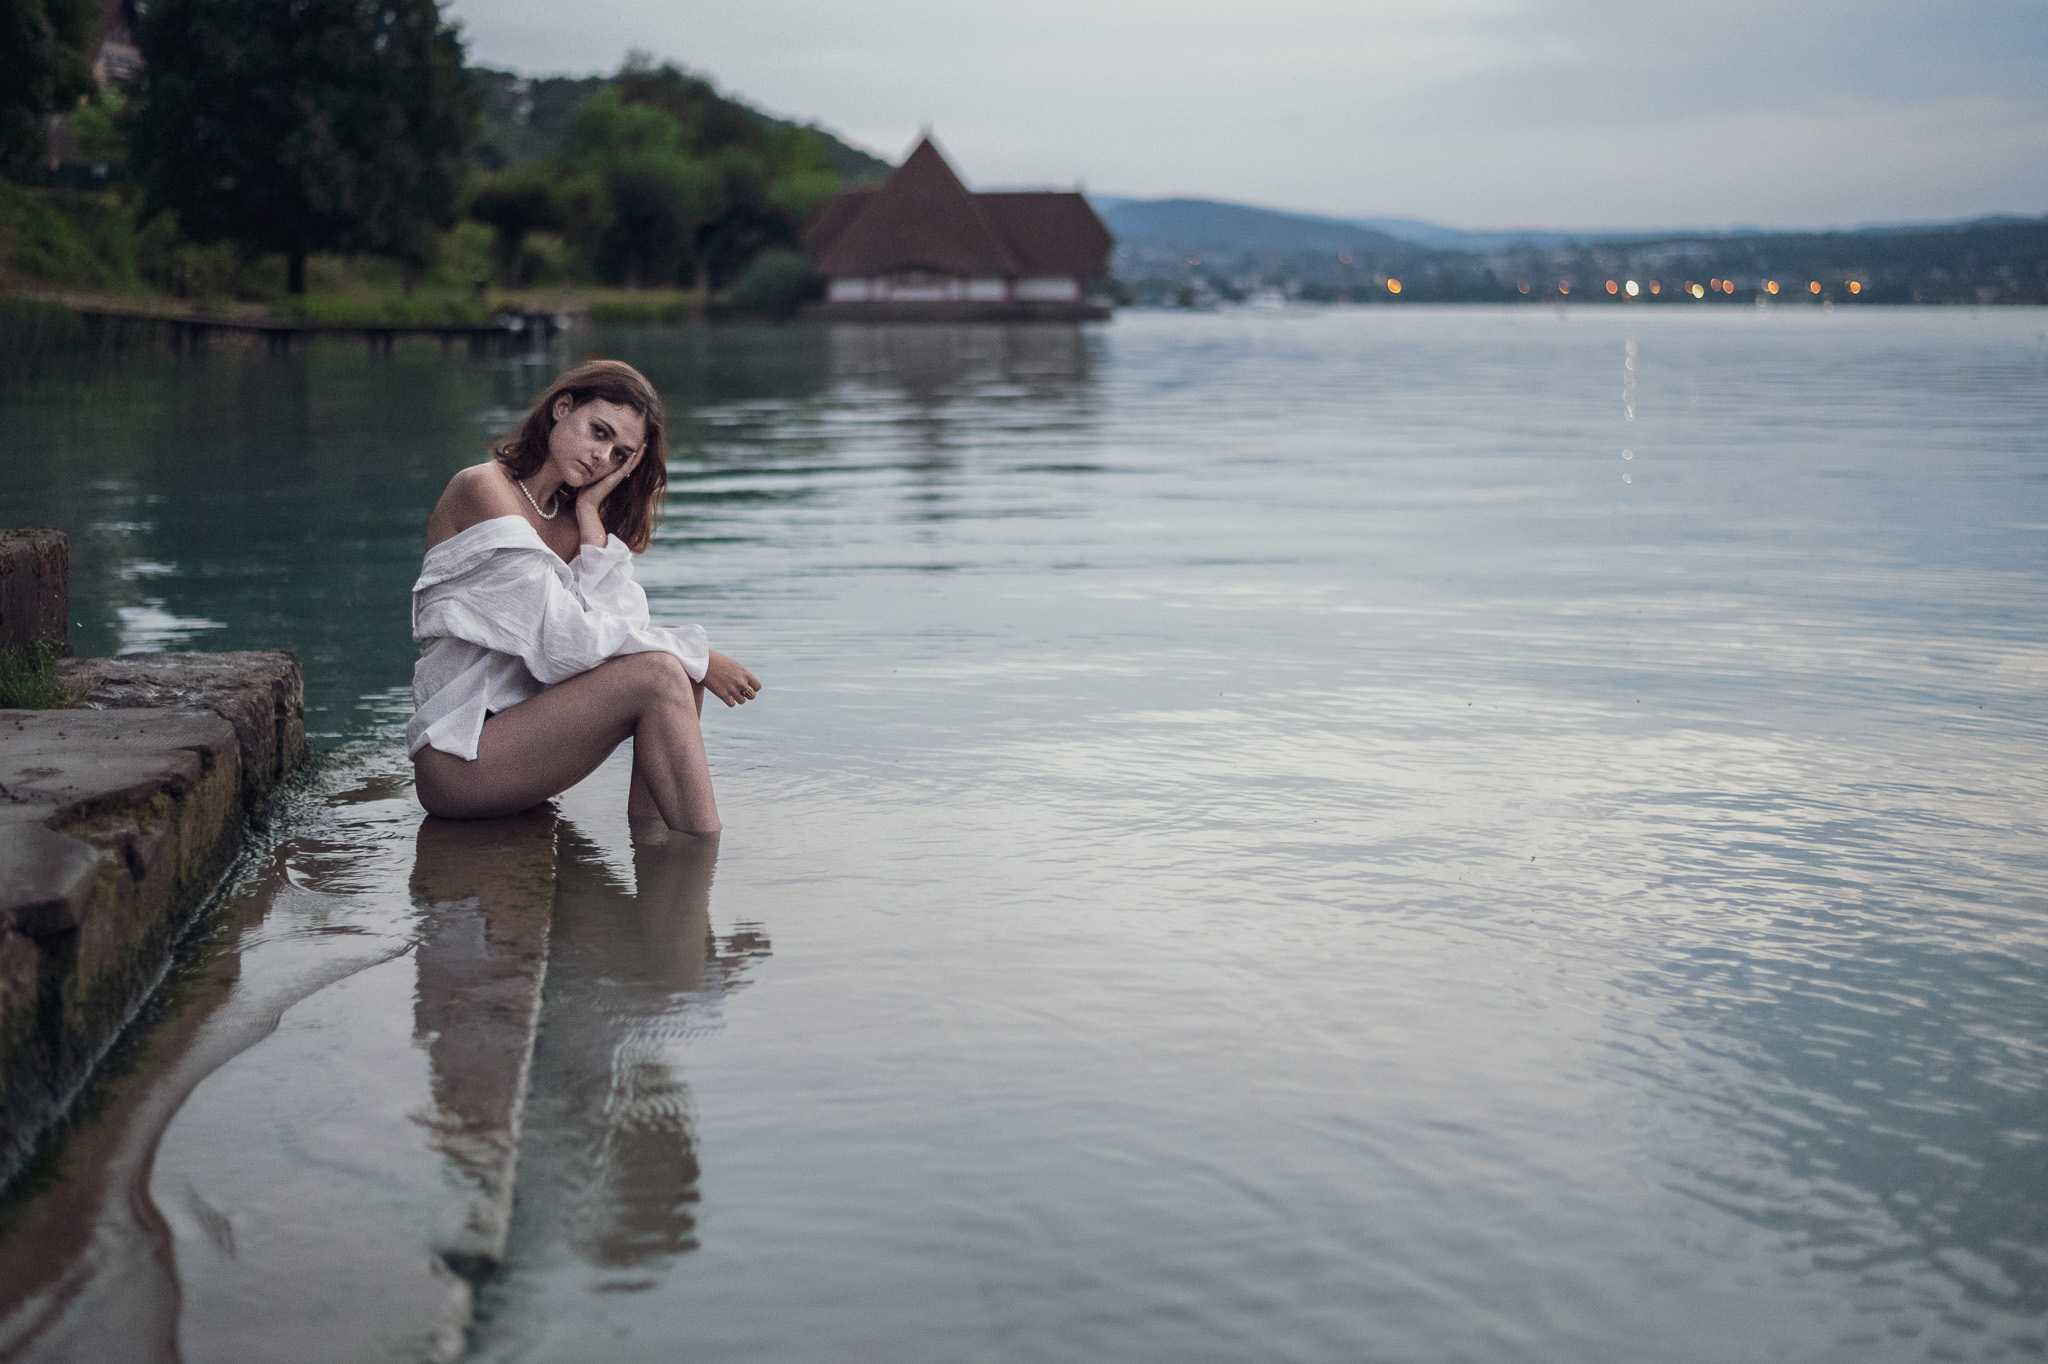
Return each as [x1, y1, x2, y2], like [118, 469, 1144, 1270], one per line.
[425, 463, 526, 550]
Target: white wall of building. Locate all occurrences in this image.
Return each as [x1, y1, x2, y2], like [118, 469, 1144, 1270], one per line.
[1014, 277, 1080, 301]
[826, 275, 1083, 304]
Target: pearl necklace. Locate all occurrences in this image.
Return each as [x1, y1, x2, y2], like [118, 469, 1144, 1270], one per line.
[512, 472, 558, 520]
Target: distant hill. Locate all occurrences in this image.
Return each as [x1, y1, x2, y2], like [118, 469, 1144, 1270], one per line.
[1090, 198, 1403, 253]
[1095, 193, 2048, 305]
[467, 67, 894, 185]
[1094, 194, 2048, 256]
[1090, 195, 1660, 252]
[1123, 218, 2048, 306]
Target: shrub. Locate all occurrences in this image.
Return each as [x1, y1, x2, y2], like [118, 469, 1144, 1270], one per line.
[136, 211, 247, 299]
[0, 640, 72, 709]
[722, 248, 817, 319]
[587, 292, 702, 324]
[0, 180, 139, 291]
[271, 295, 490, 324]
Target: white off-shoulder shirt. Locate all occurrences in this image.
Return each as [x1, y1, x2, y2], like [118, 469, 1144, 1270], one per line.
[406, 515, 709, 760]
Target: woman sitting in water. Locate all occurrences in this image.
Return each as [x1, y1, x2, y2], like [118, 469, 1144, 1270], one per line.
[407, 359, 758, 833]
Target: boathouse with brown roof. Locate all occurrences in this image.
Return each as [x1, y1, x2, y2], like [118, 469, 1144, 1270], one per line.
[804, 137, 1114, 320]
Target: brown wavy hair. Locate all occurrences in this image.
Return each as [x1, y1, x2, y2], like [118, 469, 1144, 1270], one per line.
[493, 358, 669, 552]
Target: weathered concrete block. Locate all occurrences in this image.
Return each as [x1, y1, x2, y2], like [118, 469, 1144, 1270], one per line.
[0, 529, 68, 657]
[60, 650, 308, 808]
[0, 708, 243, 1192]
[0, 931, 41, 1133]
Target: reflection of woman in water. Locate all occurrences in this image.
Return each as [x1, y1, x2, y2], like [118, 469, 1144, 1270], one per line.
[408, 359, 758, 832]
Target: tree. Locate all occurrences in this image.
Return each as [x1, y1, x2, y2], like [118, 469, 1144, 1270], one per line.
[467, 163, 563, 285]
[0, 0, 100, 177]
[558, 64, 841, 291]
[129, 0, 472, 293]
[568, 86, 715, 288]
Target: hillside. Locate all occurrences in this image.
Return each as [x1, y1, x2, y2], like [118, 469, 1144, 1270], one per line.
[468, 67, 894, 185]
[1090, 196, 1663, 253]
[1091, 198, 1403, 254]
[1098, 194, 2048, 306]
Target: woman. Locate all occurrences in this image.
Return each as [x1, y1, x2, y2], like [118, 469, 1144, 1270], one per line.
[407, 359, 758, 833]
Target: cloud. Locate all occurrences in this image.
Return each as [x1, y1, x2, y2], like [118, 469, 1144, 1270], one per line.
[445, 0, 2048, 227]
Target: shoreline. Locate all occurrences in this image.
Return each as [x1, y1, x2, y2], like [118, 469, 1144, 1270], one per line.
[1, 531, 310, 1194]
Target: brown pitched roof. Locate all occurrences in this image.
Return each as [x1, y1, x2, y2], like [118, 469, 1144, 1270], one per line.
[978, 193, 1113, 277]
[810, 138, 1018, 278]
[802, 183, 879, 261]
[806, 137, 1114, 280]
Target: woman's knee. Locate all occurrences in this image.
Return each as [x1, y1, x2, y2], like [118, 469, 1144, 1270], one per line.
[599, 649, 693, 705]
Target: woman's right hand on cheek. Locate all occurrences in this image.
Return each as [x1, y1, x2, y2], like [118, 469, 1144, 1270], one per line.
[578, 448, 643, 513]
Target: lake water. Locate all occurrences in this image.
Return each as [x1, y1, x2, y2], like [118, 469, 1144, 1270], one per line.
[2, 307, 2045, 1362]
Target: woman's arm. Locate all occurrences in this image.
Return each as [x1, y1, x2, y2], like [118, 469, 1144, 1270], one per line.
[416, 547, 708, 685]
[568, 447, 762, 707]
[575, 448, 640, 549]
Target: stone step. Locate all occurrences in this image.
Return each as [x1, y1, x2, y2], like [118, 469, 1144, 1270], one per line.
[0, 707, 246, 1191]
[0, 650, 309, 1193]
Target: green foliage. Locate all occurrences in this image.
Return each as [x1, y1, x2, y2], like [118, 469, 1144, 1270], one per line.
[788, 122, 891, 187]
[128, 0, 474, 293]
[570, 89, 719, 286]
[586, 292, 704, 324]
[467, 163, 566, 284]
[134, 214, 257, 300]
[68, 87, 126, 168]
[0, 0, 98, 175]
[436, 219, 497, 288]
[467, 69, 611, 170]
[722, 248, 818, 318]
[11, 28, 865, 312]
[273, 294, 489, 324]
[465, 63, 891, 186]
[0, 179, 139, 291]
[0, 641, 72, 710]
[469, 60, 846, 292]
[769, 168, 841, 223]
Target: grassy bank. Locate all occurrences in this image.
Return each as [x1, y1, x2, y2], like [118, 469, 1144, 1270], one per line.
[0, 181, 143, 296]
[0, 642, 72, 709]
[2, 181, 813, 326]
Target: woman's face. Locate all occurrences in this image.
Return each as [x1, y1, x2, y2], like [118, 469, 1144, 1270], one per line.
[546, 396, 648, 488]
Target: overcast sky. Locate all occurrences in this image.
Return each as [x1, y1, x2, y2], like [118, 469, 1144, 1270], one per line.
[445, 0, 2048, 231]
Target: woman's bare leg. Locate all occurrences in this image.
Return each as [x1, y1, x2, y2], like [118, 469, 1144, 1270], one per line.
[414, 651, 720, 832]
[629, 676, 704, 820]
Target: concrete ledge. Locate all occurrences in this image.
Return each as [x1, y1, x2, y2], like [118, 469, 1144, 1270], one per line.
[0, 530, 68, 657]
[0, 651, 309, 1194]
[60, 651, 309, 810]
[0, 709, 242, 1190]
